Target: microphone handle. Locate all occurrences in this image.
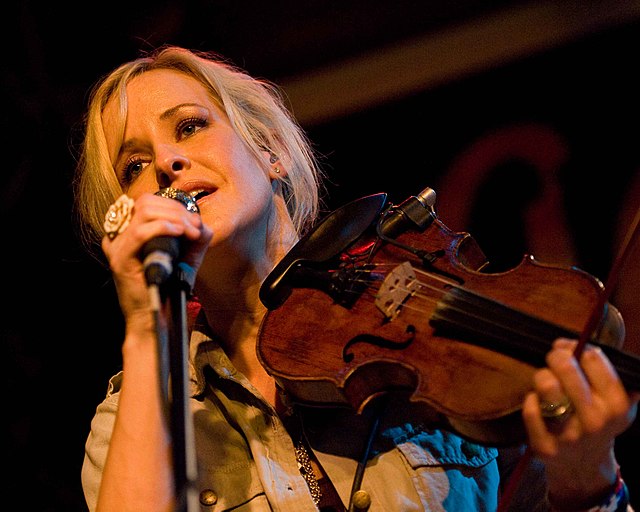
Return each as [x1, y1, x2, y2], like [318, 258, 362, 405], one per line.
[142, 236, 181, 286]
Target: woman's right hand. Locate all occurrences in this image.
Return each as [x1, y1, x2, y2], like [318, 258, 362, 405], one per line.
[102, 192, 213, 325]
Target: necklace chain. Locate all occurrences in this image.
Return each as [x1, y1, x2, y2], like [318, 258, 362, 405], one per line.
[279, 389, 323, 507]
[295, 438, 322, 505]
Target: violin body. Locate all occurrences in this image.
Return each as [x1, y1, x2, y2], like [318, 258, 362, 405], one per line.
[257, 189, 636, 446]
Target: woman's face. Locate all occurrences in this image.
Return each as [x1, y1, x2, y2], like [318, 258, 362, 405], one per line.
[102, 68, 276, 255]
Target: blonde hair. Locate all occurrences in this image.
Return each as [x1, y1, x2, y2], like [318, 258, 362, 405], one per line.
[73, 45, 324, 258]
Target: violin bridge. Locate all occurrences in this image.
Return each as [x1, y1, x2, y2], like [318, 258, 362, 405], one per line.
[375, 261, 419, 320]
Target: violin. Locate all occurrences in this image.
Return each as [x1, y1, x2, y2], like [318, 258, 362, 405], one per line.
[257, 187, 640, 446]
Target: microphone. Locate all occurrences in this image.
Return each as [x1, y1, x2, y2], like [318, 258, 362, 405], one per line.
[379, 187, 437, 238]
[141, 188, 200, 286]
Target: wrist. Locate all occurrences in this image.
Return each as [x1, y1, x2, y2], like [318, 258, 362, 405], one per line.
[550, 467, 630, 512]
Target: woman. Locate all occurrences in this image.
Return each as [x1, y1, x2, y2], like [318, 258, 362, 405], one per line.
[76, 45, 638, 511]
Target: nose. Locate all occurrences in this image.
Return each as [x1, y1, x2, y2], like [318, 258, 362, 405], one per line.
[155, 145, 191, 188]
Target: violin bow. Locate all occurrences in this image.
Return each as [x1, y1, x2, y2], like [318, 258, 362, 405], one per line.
[574, 204, 640, 358]
[497, 202, 640, 511]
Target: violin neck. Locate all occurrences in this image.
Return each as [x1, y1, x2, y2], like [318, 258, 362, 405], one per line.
[430, 287, 640, 392]
[597, 343, 640, 392]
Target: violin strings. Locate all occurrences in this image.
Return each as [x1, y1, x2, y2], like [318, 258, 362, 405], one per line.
[342, 262, 560, 352]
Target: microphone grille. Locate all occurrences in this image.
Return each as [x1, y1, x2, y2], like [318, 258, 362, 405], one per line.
[155, 187, 200, 214]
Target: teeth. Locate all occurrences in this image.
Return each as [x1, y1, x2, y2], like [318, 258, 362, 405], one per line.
[190, 189, 205, 199]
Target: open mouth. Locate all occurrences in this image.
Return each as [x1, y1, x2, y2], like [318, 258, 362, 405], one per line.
[189, 189, 212, 202]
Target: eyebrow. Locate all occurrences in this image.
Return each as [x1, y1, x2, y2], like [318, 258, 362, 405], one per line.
[160, 102, 204, 120]
[117, 103, 206, 155]
[119, 138, 141, 154]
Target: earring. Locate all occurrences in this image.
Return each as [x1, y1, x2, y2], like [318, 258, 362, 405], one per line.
[269, 153, 279, 164]
[274, 167, 281, 174]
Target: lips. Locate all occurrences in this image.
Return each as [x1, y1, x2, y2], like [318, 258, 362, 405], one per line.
[172, 182, 216, 207]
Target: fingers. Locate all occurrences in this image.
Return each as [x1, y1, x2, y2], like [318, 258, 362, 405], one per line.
[550, 339, 634, 431]
[522, 368, 578, 456]
[523, 338, 637, 458]
[544, 341, 592, 426]
[101, 192, 212, 308]
[129, 193, 205, 240]
[103, 193, 206, 261]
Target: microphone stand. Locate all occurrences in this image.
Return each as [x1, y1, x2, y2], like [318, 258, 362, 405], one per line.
[150, 263, 199, 512]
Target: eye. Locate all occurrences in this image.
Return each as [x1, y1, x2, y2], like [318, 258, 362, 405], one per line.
[121, 155, 150, 185]
[176, 116, 208, 139]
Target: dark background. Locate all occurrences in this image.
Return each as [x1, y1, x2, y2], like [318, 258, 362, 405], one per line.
[4, 1, 639, 510]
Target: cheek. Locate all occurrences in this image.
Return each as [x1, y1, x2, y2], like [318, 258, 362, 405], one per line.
[227, 149, 273, 200]
[236, 171, 274, 218]
[209, 161, 273, 221]
[236, 169, 276, 228]
[125, 173, 160, 198]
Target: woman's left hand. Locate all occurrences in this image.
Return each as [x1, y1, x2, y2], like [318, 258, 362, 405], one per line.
[522, 338, 639, 510]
